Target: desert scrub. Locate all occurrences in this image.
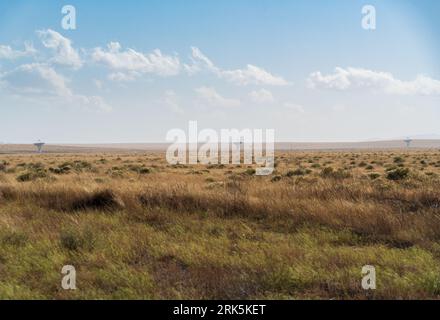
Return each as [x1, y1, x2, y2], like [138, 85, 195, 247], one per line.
[358, 161, 368, 167]
[394, 156, 405, 164]
[0, 150, 440, 299]
[49, 164, 72, 175]
[56, 161, 95, 173]
[16, 170, 48, 182]
[286, 168, 307, 177]
[70, 189, 125, 212]
[72, 160, 94, 172]
[244, 168, 256, 176]
[0, 161, 7, 172]
[386, 168, 409, 181]
[127, 165, 151, 174]
[320, 167, 352, 179]
[368, 173, 381, 180]
[106, 167, 125, 178]
[60, 228, 96, 251]
[1, 230, 28, 247]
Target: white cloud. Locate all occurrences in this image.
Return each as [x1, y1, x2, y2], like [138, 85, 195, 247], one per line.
[195, 86, 241, 108]
[0, 42, 36, 60]
[2, 63, 72, 96]
[308, 67, 440, 95]
[184, 47, 216, 75]
[249, 89, 275, 104]
[185, 47, 289, 86]
[37, 29, 82, 69]
[0, 63, 110, 111]
[92, 42, 180, 79]
[221, 65, 289, 86]
[108, 71, 139, 82]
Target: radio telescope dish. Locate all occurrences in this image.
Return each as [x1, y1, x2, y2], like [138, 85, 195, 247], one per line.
[34, 141, 45, 153]
[404, 138, 412, 148]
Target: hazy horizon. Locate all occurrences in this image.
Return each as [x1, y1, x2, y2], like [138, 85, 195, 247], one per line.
[3, 133, 440, 145]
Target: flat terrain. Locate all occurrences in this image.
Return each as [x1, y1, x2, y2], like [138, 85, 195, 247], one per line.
[0, 144, 149, 154]
[0, 150, 440, 299]
[2, 139, 440, 154]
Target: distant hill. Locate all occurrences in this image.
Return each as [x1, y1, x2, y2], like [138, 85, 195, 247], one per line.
[1, 140, 440, 154]
[275, 139, 440, 150]
[0, 144, 149, 154]
[65, 140, 440, 151]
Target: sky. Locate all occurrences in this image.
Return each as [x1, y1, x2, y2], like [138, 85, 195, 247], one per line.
[0, 0, 439, 143]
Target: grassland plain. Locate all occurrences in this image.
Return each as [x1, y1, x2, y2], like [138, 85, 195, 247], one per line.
[0, 150, 440, 299]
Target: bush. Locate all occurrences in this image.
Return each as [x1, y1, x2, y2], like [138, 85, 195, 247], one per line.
[16, 162, 49, 182]
[386, 168, 409, 181]
[244, 168, 256, 176]
[60, 161, 93, 172]
[271, 175, 282, 182]
[60, 231, 81, 251]
[71, 189, 125, 211]
[139, 168, 151, 174]
[49, 165, 72, 175]
[60, 228, 96, 251]
[16, 172, 31, 182]
[1, 231, 28, 247]
[320, 167, 352, 179]
[393, 156, 405, 164]
[385, 165, 397, 172]
[128, 165, 151, 174]
[286, 169, 306, 177]
[16, 170, 47, 182]
[368, 173, 381, 180]
[321, 167, 334, 177]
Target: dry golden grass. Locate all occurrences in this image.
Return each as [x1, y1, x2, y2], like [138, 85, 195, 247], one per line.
[0, 150, 440, 299]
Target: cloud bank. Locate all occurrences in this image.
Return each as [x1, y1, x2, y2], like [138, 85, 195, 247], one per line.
[308, 67, 440, 96]
[91, 42, 181, 80]
[185, 47, 290, 86]
[37, 29, 83, 69]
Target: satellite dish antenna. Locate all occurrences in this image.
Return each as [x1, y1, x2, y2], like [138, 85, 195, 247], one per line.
[404, 137, 412, 148]
[34, 140, 45, 153]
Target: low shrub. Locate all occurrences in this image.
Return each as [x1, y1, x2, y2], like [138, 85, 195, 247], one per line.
[286, 169, 307, 177]
[320, 167, 352, 179]
[244, 168, 256, 176]
[1, 231, 28, 247]
[393, 156, 405, 164]
[386, 168, 409, 181]
[71, 189, 125, 211]
[368, 173, 381, 180]
[16, 170, 48, 182]
[60, 228, 96, 251]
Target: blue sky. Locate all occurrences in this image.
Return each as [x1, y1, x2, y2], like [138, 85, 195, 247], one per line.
[0, 0, 439, 143]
